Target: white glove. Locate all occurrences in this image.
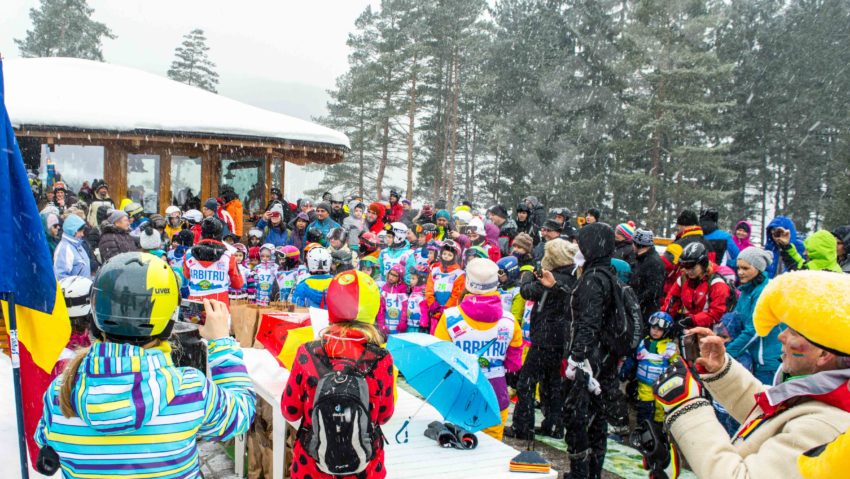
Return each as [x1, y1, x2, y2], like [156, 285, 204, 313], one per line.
[565, 357, 595, 381]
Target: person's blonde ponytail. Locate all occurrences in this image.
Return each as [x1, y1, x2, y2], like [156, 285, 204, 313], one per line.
[59, 348, 89, 418]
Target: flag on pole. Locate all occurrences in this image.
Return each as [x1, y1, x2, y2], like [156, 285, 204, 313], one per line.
[0, 58, 72, 463]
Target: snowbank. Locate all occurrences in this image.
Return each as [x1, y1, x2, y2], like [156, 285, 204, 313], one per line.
[3, 57, 350, 150]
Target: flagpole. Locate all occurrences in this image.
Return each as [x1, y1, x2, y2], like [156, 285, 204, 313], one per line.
[4, 292, 30, 479]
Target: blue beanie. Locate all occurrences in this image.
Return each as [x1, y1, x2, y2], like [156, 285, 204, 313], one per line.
[62, 215, 86, 235]
[436, 209, 451, 221]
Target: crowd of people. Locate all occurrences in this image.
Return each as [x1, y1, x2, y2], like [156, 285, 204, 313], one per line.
[33, 175, 850, 479]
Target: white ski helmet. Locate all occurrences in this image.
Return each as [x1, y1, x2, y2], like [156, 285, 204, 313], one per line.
[60, 276, 93, 318]
[306, 247, 332, 274]
[182, 209, 203, 224]
[390, 222, 409, 245]
[165, 205, 181, 217]
[468, 217, 486, 236]
[248, 227, 264, 239]
[453, 210, 473, 225]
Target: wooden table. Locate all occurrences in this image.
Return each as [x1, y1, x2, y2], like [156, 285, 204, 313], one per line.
[238, 348, 557, 479]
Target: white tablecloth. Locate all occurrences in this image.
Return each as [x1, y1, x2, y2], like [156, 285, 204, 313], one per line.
[241, 348, 557, 479]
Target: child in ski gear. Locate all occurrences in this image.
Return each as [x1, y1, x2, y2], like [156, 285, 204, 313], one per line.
[183, 217, 244, 306]
[434, 258, 523, 440]
[281, 270, 395, 479]
[496, 255, 525, 324]
[377, 263, 409, 335]
[252, 243, 279, 306]
[620, 311, 678, 424]
[292, 246, 334, 308]
[379, 222, 413, 281]
[35, 253, 255, 479]
[359, 254, 382, 285]
[423, 240, 466, 334]
[229, 243, 250, 301]
[275, 245, 303, 302]
[408, 266, 428, 332]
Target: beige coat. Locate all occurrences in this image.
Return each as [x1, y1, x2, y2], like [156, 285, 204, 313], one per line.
[668, 357, 850, 479]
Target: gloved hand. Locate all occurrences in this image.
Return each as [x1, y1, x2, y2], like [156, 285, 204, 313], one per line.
[676, 316, 695, 330]
[586, 375, 602, 396]
[564, 357, 594, 381]
[653, 358, 704, 413]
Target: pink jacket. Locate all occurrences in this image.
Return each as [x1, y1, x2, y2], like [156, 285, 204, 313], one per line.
[377, 282, 409, 335]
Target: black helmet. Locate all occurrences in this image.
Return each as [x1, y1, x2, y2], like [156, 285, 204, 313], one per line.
[270, 187, 282, 197]
[389, 189, 400, 199]
[679, 242, 709, 268]
[91, 252, 179, 345]
[516, 203, 530, 214]
[699, 207, 719, 223]
[551, 207, 572, 220]
[327, 227, 346, 243]
[201, 216, 223, 240]
[307, 227, 324, 244]
[331, 248, 353, 266]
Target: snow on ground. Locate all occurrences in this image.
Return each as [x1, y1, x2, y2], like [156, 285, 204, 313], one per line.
[4, 57, 350, 150]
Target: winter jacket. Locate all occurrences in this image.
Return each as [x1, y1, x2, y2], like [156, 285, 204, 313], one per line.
[725, 273, 781, 382]
[629, 247, 666, 322]
[54, 233, 92, 280]
[342, 215, 365, 250]
[379, 242, 413, 281]
[377, 282, 409, 335]
[281, 331, 395, 479]
[255, 218, 292, 247]
[613, 240, 636, 269]
[526, 197, 546, 227]
[387, 201, 404, 223]
[182, 239, 244, 305]
[733, 220, 754, 252]
[36, 338, 256, 479]
[307, 217, 340, 239]
[97, 223, 139, 263]
[86, 197, 114, 227]
[666, 357, 850, 479]
[291, 273, 333, 308]
[484, 223, 503, 262]
[495, 219, 518, 256]
[434, 292, 523, 410]
[661, 263, 731, 328]
[780, 229, 841, 273]
[515, 218, 540, 246]
[764, 216, 806, 278]
[702, 219, 741, 268]
[290, 227, 308, 257]
[662, 225, 711, 293]
[519, 264, 577, 349]
[224, 198, 244, 237]
[569, 223, 616, 363]
[330, 208, 348, 226]
[423, 262, 465, 334]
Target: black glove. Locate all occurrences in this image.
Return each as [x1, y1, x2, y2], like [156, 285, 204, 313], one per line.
[36, 445, 60, 476]
[676, 316, 695, 330]
[653, 358, 704, 413]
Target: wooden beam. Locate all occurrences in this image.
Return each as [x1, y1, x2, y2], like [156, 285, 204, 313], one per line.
[15, 128, 347, 163]
[280, 157, 287, 198]
[264, 150, 273, 208]
[160, 148, 172, 214]
[103, 144, 127, 203]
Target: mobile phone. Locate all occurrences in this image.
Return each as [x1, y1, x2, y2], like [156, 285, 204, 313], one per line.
[180, 299, 206, 325]
[682, 334, 700, 363]
[771, 227, 786, 237]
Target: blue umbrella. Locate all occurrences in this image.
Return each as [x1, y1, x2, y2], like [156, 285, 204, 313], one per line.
[387, 332, 501, 441]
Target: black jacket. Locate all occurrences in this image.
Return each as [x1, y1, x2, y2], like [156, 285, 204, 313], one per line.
[98, 223, 139, 263]
[515, 218, 540, 246]
[569, 223, 616, 363]
[520, 264, 577, 349]
[629, 247, 666, 322]
[613, 240, 636, 268]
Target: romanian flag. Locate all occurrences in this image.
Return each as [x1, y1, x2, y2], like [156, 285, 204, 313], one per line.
[0, 59, 72, 462]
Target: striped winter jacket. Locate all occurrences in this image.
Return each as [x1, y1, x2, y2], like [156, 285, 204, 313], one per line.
[35, 337, 256, 478]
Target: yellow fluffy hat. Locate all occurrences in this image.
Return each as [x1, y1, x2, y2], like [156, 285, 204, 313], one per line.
[754, 271, 850, 356]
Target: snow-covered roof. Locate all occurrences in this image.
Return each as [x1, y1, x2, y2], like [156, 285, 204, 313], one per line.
[3, 57, 350, 150]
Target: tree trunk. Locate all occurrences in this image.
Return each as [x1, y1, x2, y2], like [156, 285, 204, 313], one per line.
[446, 48, 461, 209]
[440, 57, 454, 199]
[406, 53, 417, 200]
[358, 106, 365, 197]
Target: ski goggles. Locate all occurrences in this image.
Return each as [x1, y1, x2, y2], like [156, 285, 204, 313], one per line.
[648, 313, 673, 330]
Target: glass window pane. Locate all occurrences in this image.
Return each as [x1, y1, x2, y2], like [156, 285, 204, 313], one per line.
[127, 153, 161, 214]
[171, 155, 202, 210]
[41, 144, 104, 194]
[221, 156, 265, 214]
[271, 157, 283, 189]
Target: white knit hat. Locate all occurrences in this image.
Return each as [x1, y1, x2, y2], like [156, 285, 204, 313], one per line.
[465, 258, 499, 294]
[140, 227, 162, 250]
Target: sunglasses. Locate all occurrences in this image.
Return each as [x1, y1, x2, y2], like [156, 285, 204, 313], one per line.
[51, 224, 61, 229]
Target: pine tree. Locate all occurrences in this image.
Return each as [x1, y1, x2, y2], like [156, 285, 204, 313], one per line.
[15, 0, 115, 61]
[167, 29, 219, 93]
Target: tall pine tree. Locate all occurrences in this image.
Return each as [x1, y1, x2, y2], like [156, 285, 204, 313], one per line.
[167, 29, 219, 93]
[16, 0, 115, 61]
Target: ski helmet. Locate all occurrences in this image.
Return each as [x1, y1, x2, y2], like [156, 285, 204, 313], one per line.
[306, 247, 332, 274]
[441, 239, 461, 262]
[248, 227, 263, 239]
[359, 255, 379, 273]
[182, 209, 203, 224]
[91, 252, 179, 344]
[327, 227, 346, 244]
[496, 256, 520, 282]
[60, 276, 93, 319]
[679, 242, 709, 269]
[648, 311, 674, 334]
[306, 227, 325, 245]
[390, 222, 409, 245]
[388, 262, 407, 283]
[359, 231, 379, 254]
[464, 245, 489, 264]
[515, 203, 530, 214]
[123, 202, 144, 219]
[331, 248, 354, 270]
[165, 205, 181, 217]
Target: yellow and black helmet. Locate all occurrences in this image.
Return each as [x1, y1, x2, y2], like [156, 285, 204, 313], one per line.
[91, 252, 180, 344]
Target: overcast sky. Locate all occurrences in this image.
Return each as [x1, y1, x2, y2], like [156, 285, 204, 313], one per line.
[1, 0, 376, 197]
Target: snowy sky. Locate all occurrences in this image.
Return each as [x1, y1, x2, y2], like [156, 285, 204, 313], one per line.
[0, 0, 376, 197]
